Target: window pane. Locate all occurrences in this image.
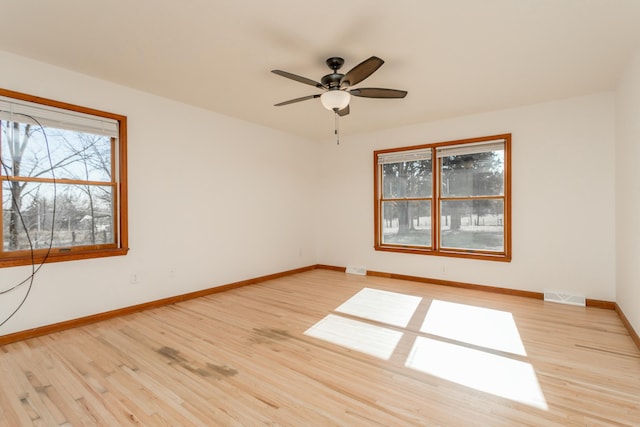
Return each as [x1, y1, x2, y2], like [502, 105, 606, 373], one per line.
[2, 181, 114, 251]
[1, 121, 112, 182]
[440, 199, 504, 252]
[441, 149, 504, 197]
[382, 200, 431, 247]
[382, 160, 432, 198]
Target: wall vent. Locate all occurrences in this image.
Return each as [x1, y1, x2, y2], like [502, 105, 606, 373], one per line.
[543, 291, 586, 307]
[346, 266, 367, 276]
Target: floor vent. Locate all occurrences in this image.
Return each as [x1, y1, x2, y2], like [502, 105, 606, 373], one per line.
[345, 266, 367, 276]
[544, 291, 586, 307]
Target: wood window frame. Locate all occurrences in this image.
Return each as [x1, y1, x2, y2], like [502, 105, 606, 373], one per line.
[374, 134, 511, 262]
[0, 88, 128, 268]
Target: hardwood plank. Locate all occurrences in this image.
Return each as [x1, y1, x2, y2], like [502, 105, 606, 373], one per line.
[0, 269, 638, 425]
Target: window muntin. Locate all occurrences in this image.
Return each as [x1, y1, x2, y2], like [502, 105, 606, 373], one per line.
[375, 135, 510, 261]
[0, 89, 127, 266]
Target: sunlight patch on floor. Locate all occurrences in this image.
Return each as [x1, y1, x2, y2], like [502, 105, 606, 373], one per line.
[405, 336, 548, 410]
[335, 288, 422, 327]
[304, 314, 403, 360]
[304, 288, 548, 410]
[421, 300, 526, 356]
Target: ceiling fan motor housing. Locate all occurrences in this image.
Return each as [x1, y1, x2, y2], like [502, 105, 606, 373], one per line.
[321, 73, 343, 89]
[322, 57, 346, 89]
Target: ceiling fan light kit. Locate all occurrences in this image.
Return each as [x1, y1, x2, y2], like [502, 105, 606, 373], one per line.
[320, 90, 351, 111]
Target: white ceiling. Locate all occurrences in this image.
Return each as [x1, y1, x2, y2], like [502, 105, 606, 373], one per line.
[1, 0, 640, 141]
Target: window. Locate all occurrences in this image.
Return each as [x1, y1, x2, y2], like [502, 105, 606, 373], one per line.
[0, 89, 128, 267]
[374, 134, 510, 261]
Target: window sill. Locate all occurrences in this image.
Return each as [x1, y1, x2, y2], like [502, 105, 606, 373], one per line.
[374, 245, 511, 262]
[0, 247, 129, 268]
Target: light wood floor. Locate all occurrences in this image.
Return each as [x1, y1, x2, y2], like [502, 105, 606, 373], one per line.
[1, 269, 639, 426]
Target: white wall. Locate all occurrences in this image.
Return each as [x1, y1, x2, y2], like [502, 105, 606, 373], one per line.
[615, 49, 640, 334]
[0, 51, 319, 335]
[317, 93, 616, 301]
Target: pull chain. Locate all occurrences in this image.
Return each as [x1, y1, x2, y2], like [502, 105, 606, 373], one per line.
[334, 109, 340, 145]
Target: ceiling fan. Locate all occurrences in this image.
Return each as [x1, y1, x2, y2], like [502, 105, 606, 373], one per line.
[271, 56, 407, 116]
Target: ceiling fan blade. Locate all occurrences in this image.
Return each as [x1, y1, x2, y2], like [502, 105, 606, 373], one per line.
[340, 56, 384, 87]
[350, 88, 408, 98]
[338, 105, 350, 116]
[271, 70, 325, 88]
[274, 94, 320, 107]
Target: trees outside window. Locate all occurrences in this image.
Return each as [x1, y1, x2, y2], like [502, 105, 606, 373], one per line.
[374, 135, 510, 261]
[0, 89, 128, 267]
